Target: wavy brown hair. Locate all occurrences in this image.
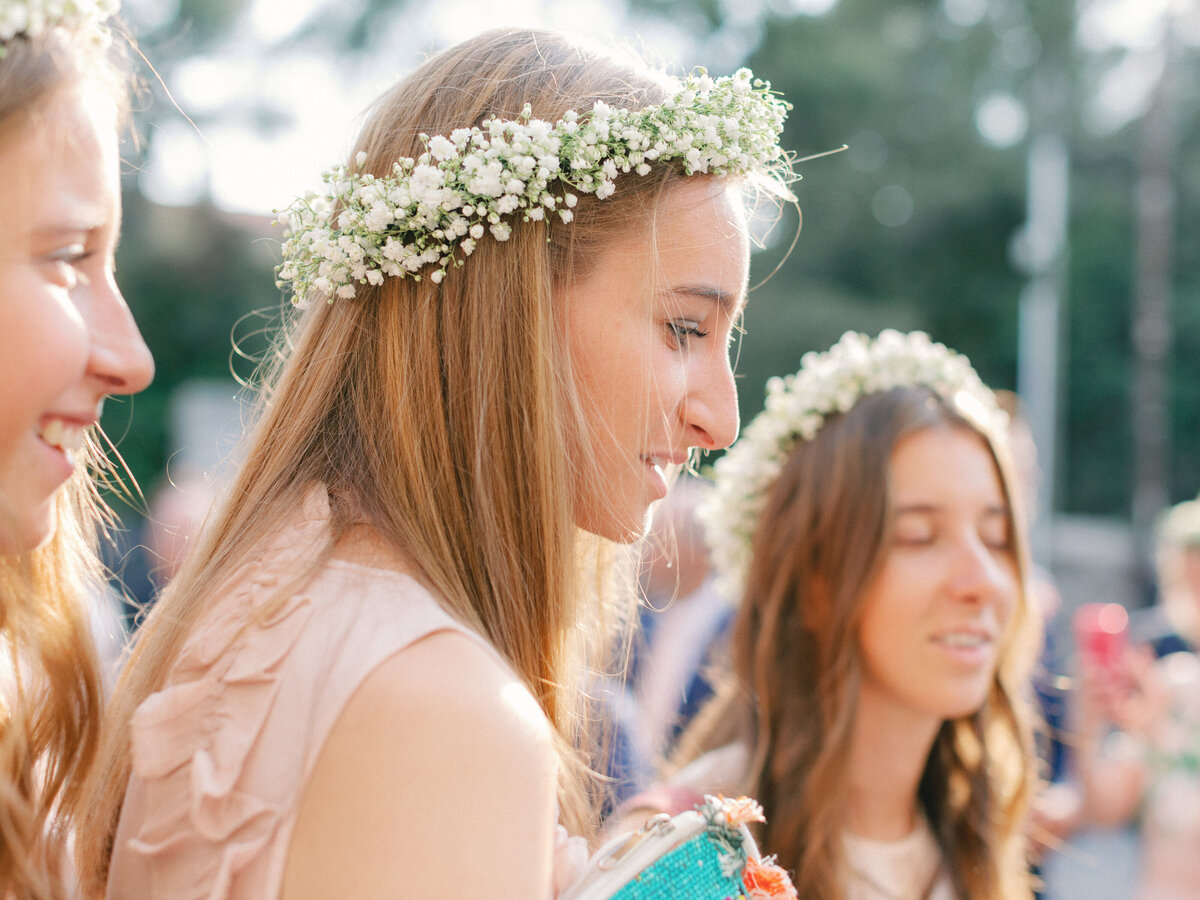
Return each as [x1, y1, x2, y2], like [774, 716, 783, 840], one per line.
[676, 387, 1040, 900]
[0, 23, 133, 900]
[78, 28, 787, 891]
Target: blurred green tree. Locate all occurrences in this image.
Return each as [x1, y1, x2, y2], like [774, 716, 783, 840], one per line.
[104, 0, 1200, 528]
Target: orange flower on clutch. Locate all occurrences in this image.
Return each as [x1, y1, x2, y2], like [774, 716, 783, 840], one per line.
[717, 795, 766, 828]
[741, 854, 798, 900]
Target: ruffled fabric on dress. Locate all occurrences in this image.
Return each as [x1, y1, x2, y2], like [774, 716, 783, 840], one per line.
[110, 485, 591, 900]
[120, 490, 329, 900]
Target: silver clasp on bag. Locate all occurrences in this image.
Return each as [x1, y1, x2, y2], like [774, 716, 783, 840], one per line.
[595, 813, 673, 871]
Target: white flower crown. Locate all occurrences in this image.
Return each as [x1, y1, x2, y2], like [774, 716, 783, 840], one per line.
[275, 67, 794, 306]
[700, 330, 1007, 600]
[0, 0, 119, 53]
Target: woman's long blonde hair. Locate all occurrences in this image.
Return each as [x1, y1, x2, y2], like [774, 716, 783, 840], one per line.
[78, 27, 752, 889]
[0, 486, 106, 899]
[676, 387, 1040, 900]
[0, 24, 132, 900]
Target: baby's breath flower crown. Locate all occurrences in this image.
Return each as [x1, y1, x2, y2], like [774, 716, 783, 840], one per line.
[275, 67, 794, 306]
[0, 0, 119, 56]
[700, 330, 1007, 600]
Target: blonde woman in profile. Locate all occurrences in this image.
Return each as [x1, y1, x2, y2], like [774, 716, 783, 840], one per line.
[0, 1, 155, 894]
[623, 332, 1041, 899]
[76, 27, 796, 900]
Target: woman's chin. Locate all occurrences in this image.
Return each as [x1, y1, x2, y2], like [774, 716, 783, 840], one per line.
[575, 506, 653, 544]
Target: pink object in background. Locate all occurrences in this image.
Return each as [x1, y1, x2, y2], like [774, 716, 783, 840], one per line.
[1072, 602, 1129, 670]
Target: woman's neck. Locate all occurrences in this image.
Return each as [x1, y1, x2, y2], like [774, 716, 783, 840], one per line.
[844, 691, 942, 841]
[332, 522, 414, 575]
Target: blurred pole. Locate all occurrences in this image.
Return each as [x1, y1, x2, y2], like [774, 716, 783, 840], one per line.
[1017, 131, 1069, 564]
[1130, 26, 1176, 578]
[1015, 0, 1074, 567]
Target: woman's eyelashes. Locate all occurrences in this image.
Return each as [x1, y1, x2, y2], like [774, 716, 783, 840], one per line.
[893, 516, 935, 546]
[665, 318, 710, 349]
[980, 512, 1013, 551]
[891, 510, 1013, 551]
[43, 244, 93, 289]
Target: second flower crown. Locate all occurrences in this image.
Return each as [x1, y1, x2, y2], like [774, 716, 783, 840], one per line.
[275, 66, 795, 306]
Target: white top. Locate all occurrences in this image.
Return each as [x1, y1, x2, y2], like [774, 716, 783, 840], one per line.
[842, 819, 953, 900]
[666, 743, 954, 900]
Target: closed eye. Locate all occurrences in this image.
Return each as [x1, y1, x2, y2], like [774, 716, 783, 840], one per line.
[980, 510, 1012, 551]
[893, 529, 935, 547]
[892, 509, 936, 546]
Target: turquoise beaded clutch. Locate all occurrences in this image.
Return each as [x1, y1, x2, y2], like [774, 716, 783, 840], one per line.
[559, 796, 797, 900]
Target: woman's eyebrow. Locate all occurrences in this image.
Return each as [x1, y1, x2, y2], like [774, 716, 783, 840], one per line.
[659, 283, 745, 317]
[31, 221, 100, 241]
[892, 504, 939, 515]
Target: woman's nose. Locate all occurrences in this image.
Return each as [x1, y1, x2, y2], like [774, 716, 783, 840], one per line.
[948, 535, 1014, 605]
[87, 272, 154, 395]
[682, 347, 739, 451]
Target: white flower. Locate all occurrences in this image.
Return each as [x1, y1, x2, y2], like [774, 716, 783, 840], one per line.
[467, 166, 504, 197]
[364, 203, 394, 231]
[428, 135, 456, 162]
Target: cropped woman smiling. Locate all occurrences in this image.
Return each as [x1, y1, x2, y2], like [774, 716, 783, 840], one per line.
[0, 0, 153, 894]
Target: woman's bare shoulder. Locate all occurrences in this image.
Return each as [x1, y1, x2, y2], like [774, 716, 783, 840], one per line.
[281, 629, 559, 900]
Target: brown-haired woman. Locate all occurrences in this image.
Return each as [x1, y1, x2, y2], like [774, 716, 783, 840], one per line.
[77, 27, 795, 900]
[625, 332, 1041, 899]
[0, 3, 154, 895]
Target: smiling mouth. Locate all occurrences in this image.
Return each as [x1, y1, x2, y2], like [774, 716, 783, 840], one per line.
[932, 632, 990, 649]
[39, 420, 87, 466]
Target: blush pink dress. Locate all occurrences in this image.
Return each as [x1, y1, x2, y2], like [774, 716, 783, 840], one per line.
[106, 487, 587, 899]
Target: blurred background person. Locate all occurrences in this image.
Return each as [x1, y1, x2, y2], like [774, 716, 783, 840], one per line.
[1072, 496, 1200, 900]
